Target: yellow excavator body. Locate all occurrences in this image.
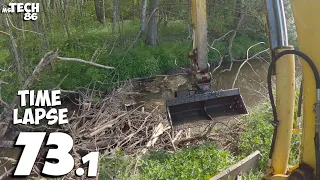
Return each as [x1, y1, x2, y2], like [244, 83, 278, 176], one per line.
[265, 0, 320, 179]
[292, 0, 320, 170]
[167, 0, 320, 179]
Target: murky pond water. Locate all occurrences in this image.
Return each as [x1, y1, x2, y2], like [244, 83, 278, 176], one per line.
[138, 59, 269, 109]
[212, 59, 270, 107]
[0, 59, 270, 178]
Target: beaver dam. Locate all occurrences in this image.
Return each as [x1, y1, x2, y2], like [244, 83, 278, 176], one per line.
[0, 59, 270, 179]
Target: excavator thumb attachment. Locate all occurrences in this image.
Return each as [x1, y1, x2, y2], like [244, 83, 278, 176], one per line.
[166, 88, 248, 128]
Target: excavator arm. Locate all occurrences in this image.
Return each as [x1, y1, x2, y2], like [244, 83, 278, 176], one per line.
[166, 0, 248, 129]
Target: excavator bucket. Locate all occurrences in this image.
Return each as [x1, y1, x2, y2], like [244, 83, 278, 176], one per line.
[166, 88, 248, 128]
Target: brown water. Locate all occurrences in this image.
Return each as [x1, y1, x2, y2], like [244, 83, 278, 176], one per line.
[0, 59, 270, 178]
[139, 59, 270, 109]
[212, 60, 270, 107]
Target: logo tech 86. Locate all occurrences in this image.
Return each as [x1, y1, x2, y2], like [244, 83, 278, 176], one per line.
[2, 3, 39, 21]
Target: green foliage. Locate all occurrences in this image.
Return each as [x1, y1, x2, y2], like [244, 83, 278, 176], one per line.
[239, 91, 302, 172]
[238, 102, 274, 170]
[139, 145, 237, 180]
[242, 171, 264, 180]
[0, 18, 194, 101]
[231, 35, 267, 59]
[99, 151, 137, 180]
[0, 0, 269, 104]
[35, 39, 191, 91]
[0, 18, 267, 103]
[99, 144, 238, 180]
[208, 34, 267, 62]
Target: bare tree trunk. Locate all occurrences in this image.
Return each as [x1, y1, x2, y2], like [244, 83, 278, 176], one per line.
[146, 0, 160, 46]
[42, 0, 52, 30]
[2, 18, 22, 85]
[40, 2, 50, 49]
[50, 0, 55, 9]
[140, 0, 147, 35]
[118, 4, 125, 48]
[227, 0, 244, 62]
[112, 0, 118, 35]
[94, 0, 105, 23]
[32, 17, 44, 54]
[0, 0, 3, 9]
[16, 13, 25, 64]
[132, 0, 135, 20]
[223, 0, 245, 72]
[62, 0, 71, 39]
[78, 0, 84, 17]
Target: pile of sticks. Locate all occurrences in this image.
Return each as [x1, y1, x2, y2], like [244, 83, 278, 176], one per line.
[63, 82, 243, 158]
[66, 83, 179, 156]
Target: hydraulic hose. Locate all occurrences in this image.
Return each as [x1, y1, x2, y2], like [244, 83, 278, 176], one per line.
[298, 80, 303, 119]
[267, 50, 320, 178]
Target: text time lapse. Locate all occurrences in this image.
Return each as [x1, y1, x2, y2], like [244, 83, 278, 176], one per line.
[12, 90, 99, 178]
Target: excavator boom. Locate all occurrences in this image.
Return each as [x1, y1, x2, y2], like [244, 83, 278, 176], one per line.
[166, 0, 248, 129]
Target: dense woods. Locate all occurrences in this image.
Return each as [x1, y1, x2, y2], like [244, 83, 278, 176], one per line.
[0, 0, 271, 104]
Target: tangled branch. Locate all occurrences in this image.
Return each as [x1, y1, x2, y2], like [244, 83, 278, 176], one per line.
[232, 42, 268, 89]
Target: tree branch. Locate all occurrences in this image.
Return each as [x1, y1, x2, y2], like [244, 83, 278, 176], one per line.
[6, 14, 43, 36]
[0, 51, 115, 138]
[224, 0, 245, 72]
[210, 30, 233, 47]
[56, 56, 115, 69]
[0, 167, 14, 180]
[232, 43, 269, 89]
[208, 43, 223, 73]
